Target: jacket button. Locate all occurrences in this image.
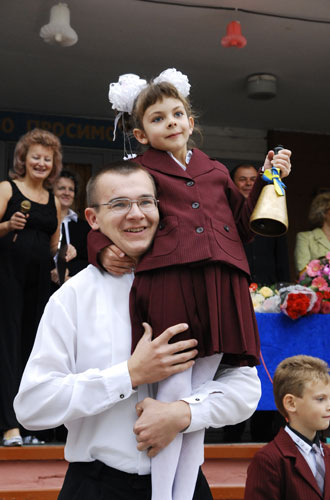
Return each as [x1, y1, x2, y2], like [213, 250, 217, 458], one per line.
[192, 202, 200, 209]
[224, 225, 230, 232]
[158, 222, 165, 230]
[196, 226, 204, 234]
[186, 180, 195, 187]
[120, 394, 125, 399]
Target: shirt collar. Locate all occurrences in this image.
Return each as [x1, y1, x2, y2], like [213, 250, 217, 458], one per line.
[63, 209, 78, 223]
[166, 150, 193, 170]
[285, 425, 323, 455]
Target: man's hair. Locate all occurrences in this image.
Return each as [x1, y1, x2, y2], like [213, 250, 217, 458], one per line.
[230, 163, 258, 181]
[86, 160, 157, 208]
[273, 355, 330, 418]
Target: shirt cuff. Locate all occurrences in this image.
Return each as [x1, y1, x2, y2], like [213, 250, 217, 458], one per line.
[103, 361, 134, 404]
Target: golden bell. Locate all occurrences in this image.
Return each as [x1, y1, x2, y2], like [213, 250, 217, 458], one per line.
[249, 184, 288, 237]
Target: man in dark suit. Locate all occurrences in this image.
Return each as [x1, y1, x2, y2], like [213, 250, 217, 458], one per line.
[231, 163, 291, 286]
[244, 355, 330, 500]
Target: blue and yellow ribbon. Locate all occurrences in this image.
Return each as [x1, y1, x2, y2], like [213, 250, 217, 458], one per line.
[262, 167, 286, 196]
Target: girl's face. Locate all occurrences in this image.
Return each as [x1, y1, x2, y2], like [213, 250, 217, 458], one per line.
[24, 144, 54, 183]
[54, 177, 75, 210]
[133, 97, 194, 163]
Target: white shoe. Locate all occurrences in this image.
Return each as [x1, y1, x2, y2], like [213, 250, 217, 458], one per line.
[2, 435, 23, 447]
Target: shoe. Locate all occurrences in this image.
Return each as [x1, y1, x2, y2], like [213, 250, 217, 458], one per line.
[22, 435, 46, 445]
[2, 435, 23, 447]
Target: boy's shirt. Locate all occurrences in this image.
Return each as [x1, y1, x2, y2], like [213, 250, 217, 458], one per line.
[285, 426, 325, 482]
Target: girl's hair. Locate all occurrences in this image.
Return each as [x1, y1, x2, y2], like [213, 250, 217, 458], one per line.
[11, 128, 63, 188]
[121, 81, 201, 147]
[57, 169, 79, 196]
[86, 160, 157, 208]
[273, 355, 330, 418]
[308, 191, 330, 228]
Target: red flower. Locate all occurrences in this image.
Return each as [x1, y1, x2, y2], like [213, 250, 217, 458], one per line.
[284, 293, 311, 319]
[321, 301, 330, 314]
[249, 283, 258, 292]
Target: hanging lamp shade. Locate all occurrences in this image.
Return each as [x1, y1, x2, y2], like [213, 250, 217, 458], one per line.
[221, 21, 247, 48]
[40, 2, 78, 47]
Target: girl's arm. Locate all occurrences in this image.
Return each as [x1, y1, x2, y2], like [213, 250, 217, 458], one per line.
[87, 229, 135, 275]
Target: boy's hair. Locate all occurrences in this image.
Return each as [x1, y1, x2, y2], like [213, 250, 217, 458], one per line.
[273, 355, 330, 418]
[11, 128, 63, 188]
[86, 160, 157, 209]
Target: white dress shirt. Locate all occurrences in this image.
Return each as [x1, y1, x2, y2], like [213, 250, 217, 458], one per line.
[14, 264, 261, 475]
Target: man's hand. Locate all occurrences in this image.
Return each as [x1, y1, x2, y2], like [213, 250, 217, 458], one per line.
[99, 244, 136, 275]
[128, 322, 198, 388]
[134, 397, 191, 457]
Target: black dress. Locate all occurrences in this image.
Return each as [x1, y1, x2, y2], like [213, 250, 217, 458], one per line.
[0, 181, 57, 431]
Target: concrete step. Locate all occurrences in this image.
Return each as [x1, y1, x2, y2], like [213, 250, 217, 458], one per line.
[0, 443, 263, 500]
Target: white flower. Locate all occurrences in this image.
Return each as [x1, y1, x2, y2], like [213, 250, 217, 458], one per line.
[109, 74, 147, 114]
[262, 295, 281, 313]
[154, 68, 191, 97]
[252, 293, 264, 310]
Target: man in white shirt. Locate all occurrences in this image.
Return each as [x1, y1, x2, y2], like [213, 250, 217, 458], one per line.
[14, 161, 261, 500]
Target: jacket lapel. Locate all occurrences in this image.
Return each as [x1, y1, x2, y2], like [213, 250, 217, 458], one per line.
[275, 428, 322, 498]
[138, 148, 215, 179]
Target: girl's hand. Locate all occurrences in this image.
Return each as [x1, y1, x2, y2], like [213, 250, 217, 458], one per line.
[99, 244, 136, 276]
[65, 243, 77, 262]
[263, 148, 292, 178]
[8, 211, 28, 232]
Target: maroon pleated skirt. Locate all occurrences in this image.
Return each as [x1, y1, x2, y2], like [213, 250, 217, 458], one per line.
[129, 263, 260, 367]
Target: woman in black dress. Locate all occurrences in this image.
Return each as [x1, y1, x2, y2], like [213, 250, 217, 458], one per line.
[0, 128, 62, 446]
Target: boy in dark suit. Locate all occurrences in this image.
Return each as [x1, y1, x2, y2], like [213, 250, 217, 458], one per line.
[244, 355, 330, 499]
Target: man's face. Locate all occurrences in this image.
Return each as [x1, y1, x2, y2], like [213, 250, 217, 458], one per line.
[233, 166, 258, 198]
[85, 171, 159, 261]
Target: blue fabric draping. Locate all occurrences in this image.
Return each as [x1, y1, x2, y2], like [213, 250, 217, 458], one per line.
[256, 313, 330, 410]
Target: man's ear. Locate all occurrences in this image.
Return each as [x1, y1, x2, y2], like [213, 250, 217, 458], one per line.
[188, 116, 194, 136]
[283, 394, 297, 415]
[85, 207, 100, 230]
[133, 128, 149, 145]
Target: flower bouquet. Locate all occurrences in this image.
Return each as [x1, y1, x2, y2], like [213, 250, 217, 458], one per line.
[297, 252, 330, 314]
[249, 252, 330, 319]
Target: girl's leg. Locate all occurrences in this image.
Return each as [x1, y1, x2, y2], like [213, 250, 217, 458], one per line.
[151, 368, 192, 500]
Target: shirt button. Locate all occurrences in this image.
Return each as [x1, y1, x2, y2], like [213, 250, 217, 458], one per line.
[192, 202, 200, 209]
[186, 180, 195, 187]
[120, 394, 125, 399]
[195, 398, 200, 401]
[196, 227, 204, 234]
[224, 225, 230, 232]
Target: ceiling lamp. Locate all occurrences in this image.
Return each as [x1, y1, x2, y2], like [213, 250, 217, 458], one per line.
[247, 74, 277, 99]
[40, 2, 78, 47]
[221, 21, 247, 48]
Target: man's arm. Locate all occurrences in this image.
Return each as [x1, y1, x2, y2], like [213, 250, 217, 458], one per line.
[134, 364, 261, 456]
[14, 292, 198, 431]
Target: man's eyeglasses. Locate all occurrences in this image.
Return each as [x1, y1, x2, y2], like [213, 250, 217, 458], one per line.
[91, 196, 159, 214]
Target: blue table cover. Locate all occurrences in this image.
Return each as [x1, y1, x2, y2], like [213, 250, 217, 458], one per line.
[256, 313, 330, 410]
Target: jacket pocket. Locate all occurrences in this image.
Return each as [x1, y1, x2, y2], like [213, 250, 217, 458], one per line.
[148, 215, 179, 257]
[211, 218, 243, 260]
